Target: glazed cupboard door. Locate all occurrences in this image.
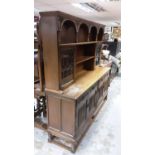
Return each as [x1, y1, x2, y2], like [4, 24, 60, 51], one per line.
[59, 19, 77, 88]
[60, 47, 75, 88]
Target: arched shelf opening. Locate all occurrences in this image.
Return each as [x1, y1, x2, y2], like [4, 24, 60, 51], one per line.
[78, 23, 89, 42]
[97, 27, 104, 41]
[89, 26, 97, 41]
[60, 20, 76, 44]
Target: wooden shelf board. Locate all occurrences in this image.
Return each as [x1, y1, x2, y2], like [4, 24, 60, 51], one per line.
[75, 69, 88, 79]
[76, 56, 94, 65]
[62, 66, 110, 100]
[59, 41, 103, 46]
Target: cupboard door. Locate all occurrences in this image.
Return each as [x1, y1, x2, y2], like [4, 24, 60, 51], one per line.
[88, 93, 95, 115]
[77, 97, 87, 127]
[60, 47, 75, 87]
[76, 91, 88, 132]
[87, 85, 96, 116]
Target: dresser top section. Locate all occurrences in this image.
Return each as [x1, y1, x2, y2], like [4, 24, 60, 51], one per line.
[45, 66, 110, 100]
[39, 11, 105, 27]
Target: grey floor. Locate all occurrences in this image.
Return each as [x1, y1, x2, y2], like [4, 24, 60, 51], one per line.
[34, 76, 121, 155]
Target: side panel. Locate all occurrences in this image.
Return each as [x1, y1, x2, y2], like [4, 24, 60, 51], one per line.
[39, 16, 59, 90]
[61, 99, 75, 136]
[48, 95, 61, 130]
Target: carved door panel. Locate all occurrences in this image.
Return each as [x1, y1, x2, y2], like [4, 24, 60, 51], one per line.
[60, 47, 75, 87]
[87, 84, 97, 116]
[76, 91, 89, 133]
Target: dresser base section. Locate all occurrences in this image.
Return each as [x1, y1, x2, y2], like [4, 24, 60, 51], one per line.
[47, 96, 107, 153]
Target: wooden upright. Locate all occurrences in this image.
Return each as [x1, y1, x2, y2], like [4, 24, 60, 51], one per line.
[39, 11, 110, 152]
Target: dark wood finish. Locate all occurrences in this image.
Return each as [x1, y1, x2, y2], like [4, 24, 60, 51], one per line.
[78, 23, 89, 42]
[39, 15, 59, 90]
[97, 27, 104, 41]
[61, 20, 76, 44]
[76, 56, 94, 65]
[39, 11, 110, 152]
[89, 26, 97, 41]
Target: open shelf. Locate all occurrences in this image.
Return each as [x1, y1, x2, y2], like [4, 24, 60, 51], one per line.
[59, 41, 103, 46]
[76, 56, 94, 65]
[98, 27, 104, 41]
[60, 20, 76, 44]
[78, 23, 89, 42]
[89, 26, 97, 41]
[75, 44, 96, 73]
